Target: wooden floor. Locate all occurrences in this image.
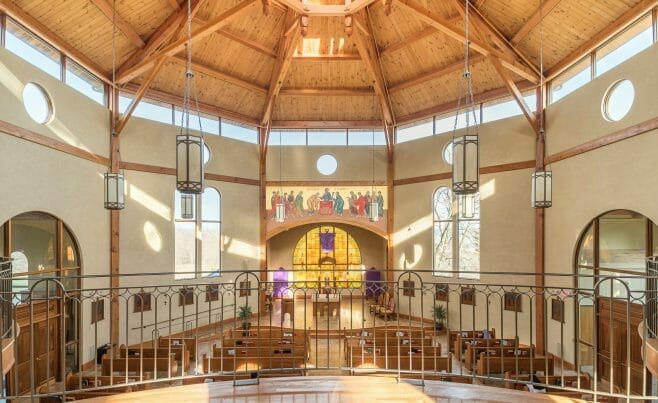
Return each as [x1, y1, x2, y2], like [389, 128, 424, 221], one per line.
[77, 376, 581, 402]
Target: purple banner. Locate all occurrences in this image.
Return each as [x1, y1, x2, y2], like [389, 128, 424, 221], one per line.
[320, 233, 335, 253]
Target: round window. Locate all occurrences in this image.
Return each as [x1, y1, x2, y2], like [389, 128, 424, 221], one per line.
[23, 83, 53, 124]
[316, 154, 337, 176]
[442, 140, 453, 165]
[203, 143, 211, 165]
[602, 80, 634, 122]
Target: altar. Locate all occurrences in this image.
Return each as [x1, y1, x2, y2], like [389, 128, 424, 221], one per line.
[312, 293, 341, 316]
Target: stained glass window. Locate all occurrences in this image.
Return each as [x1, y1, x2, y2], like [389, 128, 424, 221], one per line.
[292, 226, 362, 288]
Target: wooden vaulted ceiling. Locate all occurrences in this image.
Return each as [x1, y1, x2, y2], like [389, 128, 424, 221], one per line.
[1, 0, 654, 128]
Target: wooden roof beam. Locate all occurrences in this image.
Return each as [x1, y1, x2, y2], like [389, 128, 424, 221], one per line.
[489, 56, 538, 133]
[352, 11, 395, 131]
[546, 0, 657, 80]
[279, 88, 375, 96]
[395, 0, 538, 83]
[89, 0, 145, 48]
[170, 56, 268, 94]
[115, 57, 166, 135]
[511, 0, 563, 45]
[292, 54, 361, 60]
[117, 0, 206, 79]
[0, 0, 110, 83]
[261, 9, 301, 126]
[389, 54, 485, 93]
[381, 26, 436, 55]
[118, 0, 255, 85]
[451, 0, 541, 78]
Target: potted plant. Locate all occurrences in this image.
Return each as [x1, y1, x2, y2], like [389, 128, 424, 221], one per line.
[432, 305, 447, 331]
[238, 304, 253, 331]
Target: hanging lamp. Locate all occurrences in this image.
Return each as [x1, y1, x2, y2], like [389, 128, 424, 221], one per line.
[274, 131, 285, 222]
[451, 0, 479, 195]
[180, 193, 194, 219]
[531, 0, 552, 209]
[176, 0, 205, 194]
[104, 0, 125, 210]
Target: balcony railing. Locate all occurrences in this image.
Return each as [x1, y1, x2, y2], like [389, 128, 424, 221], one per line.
[0, 268, 656, 401]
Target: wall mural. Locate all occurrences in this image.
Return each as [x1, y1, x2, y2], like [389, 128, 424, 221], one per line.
[265, 185, 388, 236]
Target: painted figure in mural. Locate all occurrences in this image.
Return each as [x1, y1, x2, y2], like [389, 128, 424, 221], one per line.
[365, 191, 372, 216]
[322, 188, 332, 202]
[348, 191, 357, 216]
[283, 193, 289, 216]
[271, 191, 277, 218]
[356, 192, 365, 216]
[376, 190, 384, 217]
[313, 192, 322, 212]
[273, 191, 282, 219]
[295, 191, 304, 216]
[334, 192, 344, 215]
[288, 191, 295, 217]
[307, 192, 319, 215]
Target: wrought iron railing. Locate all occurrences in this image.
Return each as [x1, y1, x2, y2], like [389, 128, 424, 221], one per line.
[0, 257, 12, 340]
[647, 256, 658, 338]
[0, 269, 656, 401]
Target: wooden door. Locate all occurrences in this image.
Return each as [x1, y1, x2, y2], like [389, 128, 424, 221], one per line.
[597, 299, 648, 396]
[9, 301, 61, 396]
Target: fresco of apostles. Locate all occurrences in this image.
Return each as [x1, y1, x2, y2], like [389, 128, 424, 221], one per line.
[267, 186, 386, 220]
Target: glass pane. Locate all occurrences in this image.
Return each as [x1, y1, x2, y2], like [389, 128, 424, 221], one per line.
[118, 94, 132, 114]
[62, 268, 79, 291]
[65, 59, 105, 105]
[577, 224, 595, 267]
[482, 94, 536, 123]
[202, 188, 220, 221]
[433, 222, 452, 276]
[578, 267, 594, 292]
[596, 14, 653, 77]
[348, 129, 375, 146]
[396, 118, 432, 143]
[5, 19, 61, 79]
[434, 110, 473, 135]
[62, 228, 79, 268]
[433, 187, 453, 221]
[201, 222, 220, 276]
[458, 192, 480, 220]
[551, 57, 591, 103]
[599, 211, 645, 272]
[458, 220, 480, 279]
[175, 221, 196, 280]
[221, 119, 258, 143]
[174, 108, 219, 135]
[598, 270, 644, 300]
[653, 222, 658, 256]
[603, 80, 635, 122]
[270, 129, 306, 145]
[174, 191, 195, 220]
[11, 212, 57, 271]
[307, 130, 347, 146]
[134, 99, 173, 125]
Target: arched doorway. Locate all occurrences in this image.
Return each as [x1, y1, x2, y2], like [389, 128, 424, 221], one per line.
[0, 212, 82, 395]
[291, 225, 363, 290]
[574, 209, 656, 395]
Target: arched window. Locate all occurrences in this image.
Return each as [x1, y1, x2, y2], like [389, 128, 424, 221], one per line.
[174, 188, 221, 279]
[432, 187, 480, 279]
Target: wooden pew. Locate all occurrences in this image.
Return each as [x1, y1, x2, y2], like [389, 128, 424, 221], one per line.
[158, 336, 196, 358]
[448, 329, 496, 353]
[462, 341, 525, 370]
[101, 356, 179, 376]
[119, 346, 191, 372]
[475, 352, 554, 376]
[349, 352, 452, 372]
[65, 373, 141, 391]
[202, 354, 307, 372]
[453, 334, 503, 359]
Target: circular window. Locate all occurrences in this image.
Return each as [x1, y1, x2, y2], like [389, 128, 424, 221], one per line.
[602, 80, 634, 122]
[316, 154, 337, 176]
[203, 143, 211, 165]
[23, 83, 53, 124]
[442, 141, 453, 165]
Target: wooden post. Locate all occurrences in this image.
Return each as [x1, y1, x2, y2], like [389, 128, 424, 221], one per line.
[258, 125, 270, 310]
[534, 84, 546, 354]
[385, 125, 395, 282]
[109, 87, 120, 348]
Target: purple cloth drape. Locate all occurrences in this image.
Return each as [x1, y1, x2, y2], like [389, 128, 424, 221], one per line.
[320, 233, 335, 253]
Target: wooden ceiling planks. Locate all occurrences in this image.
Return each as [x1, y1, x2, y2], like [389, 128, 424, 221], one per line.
[478, 0, 539, 40]
[283, 59, 372, 88]
[272, 94, 380, 121]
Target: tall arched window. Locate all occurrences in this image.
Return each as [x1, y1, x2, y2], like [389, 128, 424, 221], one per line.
[174, 188, 221, 279]
[432, 187, 480, 279]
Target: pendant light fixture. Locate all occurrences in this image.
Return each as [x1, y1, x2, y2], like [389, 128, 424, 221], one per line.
[176, 0, 204, 195]
[531, 0, 552, 208]
[104, 0, 125, 210]
[368, 127, 379, 222]
[461, 194, 475, 219]
[274, 131, 285, 222]
[451, 0, 479, 196]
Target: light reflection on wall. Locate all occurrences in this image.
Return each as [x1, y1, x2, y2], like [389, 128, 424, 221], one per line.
[223, 236, 260, 259]
[479, 178, 495, 200]
[143, 221, 162, 252]
[392, 214, 432, 247]
[128, 183, 171, 221]
[398, 244, 423, 269]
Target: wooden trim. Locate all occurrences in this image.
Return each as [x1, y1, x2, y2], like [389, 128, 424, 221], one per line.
[270, 120, 382, 128]
[386, 126, 395, 280]
[0, 0, 110, 83]
[546, 0, 657, 81]
[119, 161, 260, 186]
[545, 116, 658, 165]
[0, 119, 110, 166]
[394, 160, 535, 186]
[109, 86, 120, 349]
[89, 0, 145, 48]
[0, 12, 6, 48]
[266, 180, 387, 187]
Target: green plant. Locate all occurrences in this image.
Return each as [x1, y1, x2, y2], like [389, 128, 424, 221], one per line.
[432, 305, 447, 329]
[238, 304, 253, 322]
